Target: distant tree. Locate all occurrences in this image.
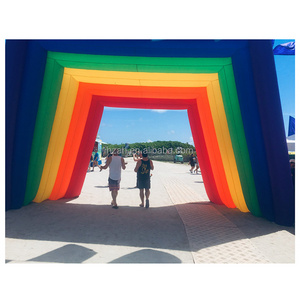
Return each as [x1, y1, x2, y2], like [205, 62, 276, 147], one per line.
[103, 140, 195, 156]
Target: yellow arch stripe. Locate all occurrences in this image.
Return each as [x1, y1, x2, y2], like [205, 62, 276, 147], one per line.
[33, 74, 79, 202]
[65, 68, 217, 87]
[33, 68, 246, 211]
[207, 80, 249, 212]
[65, 68, 218, 81]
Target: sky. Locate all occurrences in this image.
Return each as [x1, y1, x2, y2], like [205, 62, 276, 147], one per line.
[98, 39, 295, 145]
[273, 39, 295, 134]
[99, 108, 193, 145]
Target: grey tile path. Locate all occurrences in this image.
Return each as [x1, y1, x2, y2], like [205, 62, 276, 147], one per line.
[162, 177, 271, 263]
[5, 158, 295, 263]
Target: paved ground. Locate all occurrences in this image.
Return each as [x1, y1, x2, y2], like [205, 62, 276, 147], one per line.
[5, 158, 295, 264]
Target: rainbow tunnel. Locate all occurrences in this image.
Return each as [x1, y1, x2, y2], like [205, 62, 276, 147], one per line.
[5, 40, 295, 226]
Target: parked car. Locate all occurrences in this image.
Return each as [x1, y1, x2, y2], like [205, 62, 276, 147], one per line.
[174, 154, 184, 163]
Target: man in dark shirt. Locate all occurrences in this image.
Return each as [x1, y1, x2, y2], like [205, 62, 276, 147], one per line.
[134, 151, 154, 208]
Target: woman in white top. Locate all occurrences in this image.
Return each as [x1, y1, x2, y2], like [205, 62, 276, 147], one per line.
[100, 149, 126, 208]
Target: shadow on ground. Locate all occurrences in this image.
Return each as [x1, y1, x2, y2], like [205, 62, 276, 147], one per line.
[29, 244, 97, 263]
[109, 249, 181, 263]
[5, 199, 294, 254]
[211, 203, 295, 237]
[6, 200, 191, 252]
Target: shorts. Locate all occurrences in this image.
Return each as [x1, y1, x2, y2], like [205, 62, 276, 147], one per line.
[137, 178, 151, 189]
[108, 177, 120, 191]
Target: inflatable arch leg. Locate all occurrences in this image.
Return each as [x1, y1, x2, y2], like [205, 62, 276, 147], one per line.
[7, 41, 47, 209]
[249, 40, 294, 226]
[65, 98, 104, 198]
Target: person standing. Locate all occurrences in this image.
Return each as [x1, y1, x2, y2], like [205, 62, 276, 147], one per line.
[194, 155, 199, 174]
[100, 149, 126, 209]
[189, 153, 195, 173]
[134, 151, 154, 208]
[93, 151, 100, 171]
[133, 150, 142, 162]
[132, 151, 142, 187]
[88, 154, 94, 172]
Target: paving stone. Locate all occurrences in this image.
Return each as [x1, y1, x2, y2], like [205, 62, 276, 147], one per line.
[162, 176, 271, 263]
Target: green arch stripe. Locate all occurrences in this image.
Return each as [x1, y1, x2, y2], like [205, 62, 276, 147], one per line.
[23, 58, 64, 205]
[49, 51, 232, 66]
[219, 66, 261, 216]
[24, 51, 261, 217]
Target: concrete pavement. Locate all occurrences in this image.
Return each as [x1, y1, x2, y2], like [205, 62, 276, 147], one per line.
[5, 158, 295, 263]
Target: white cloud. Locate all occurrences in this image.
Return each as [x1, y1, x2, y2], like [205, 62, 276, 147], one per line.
[168, 130, 175, 134]
[100, 122, 113, 128]
[152, 109, 167, 113]
[104, 107, 133, 111]
[188, 136, 194, 145]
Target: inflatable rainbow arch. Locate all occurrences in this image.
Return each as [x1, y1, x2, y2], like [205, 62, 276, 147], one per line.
[5, 40, 294, 226]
